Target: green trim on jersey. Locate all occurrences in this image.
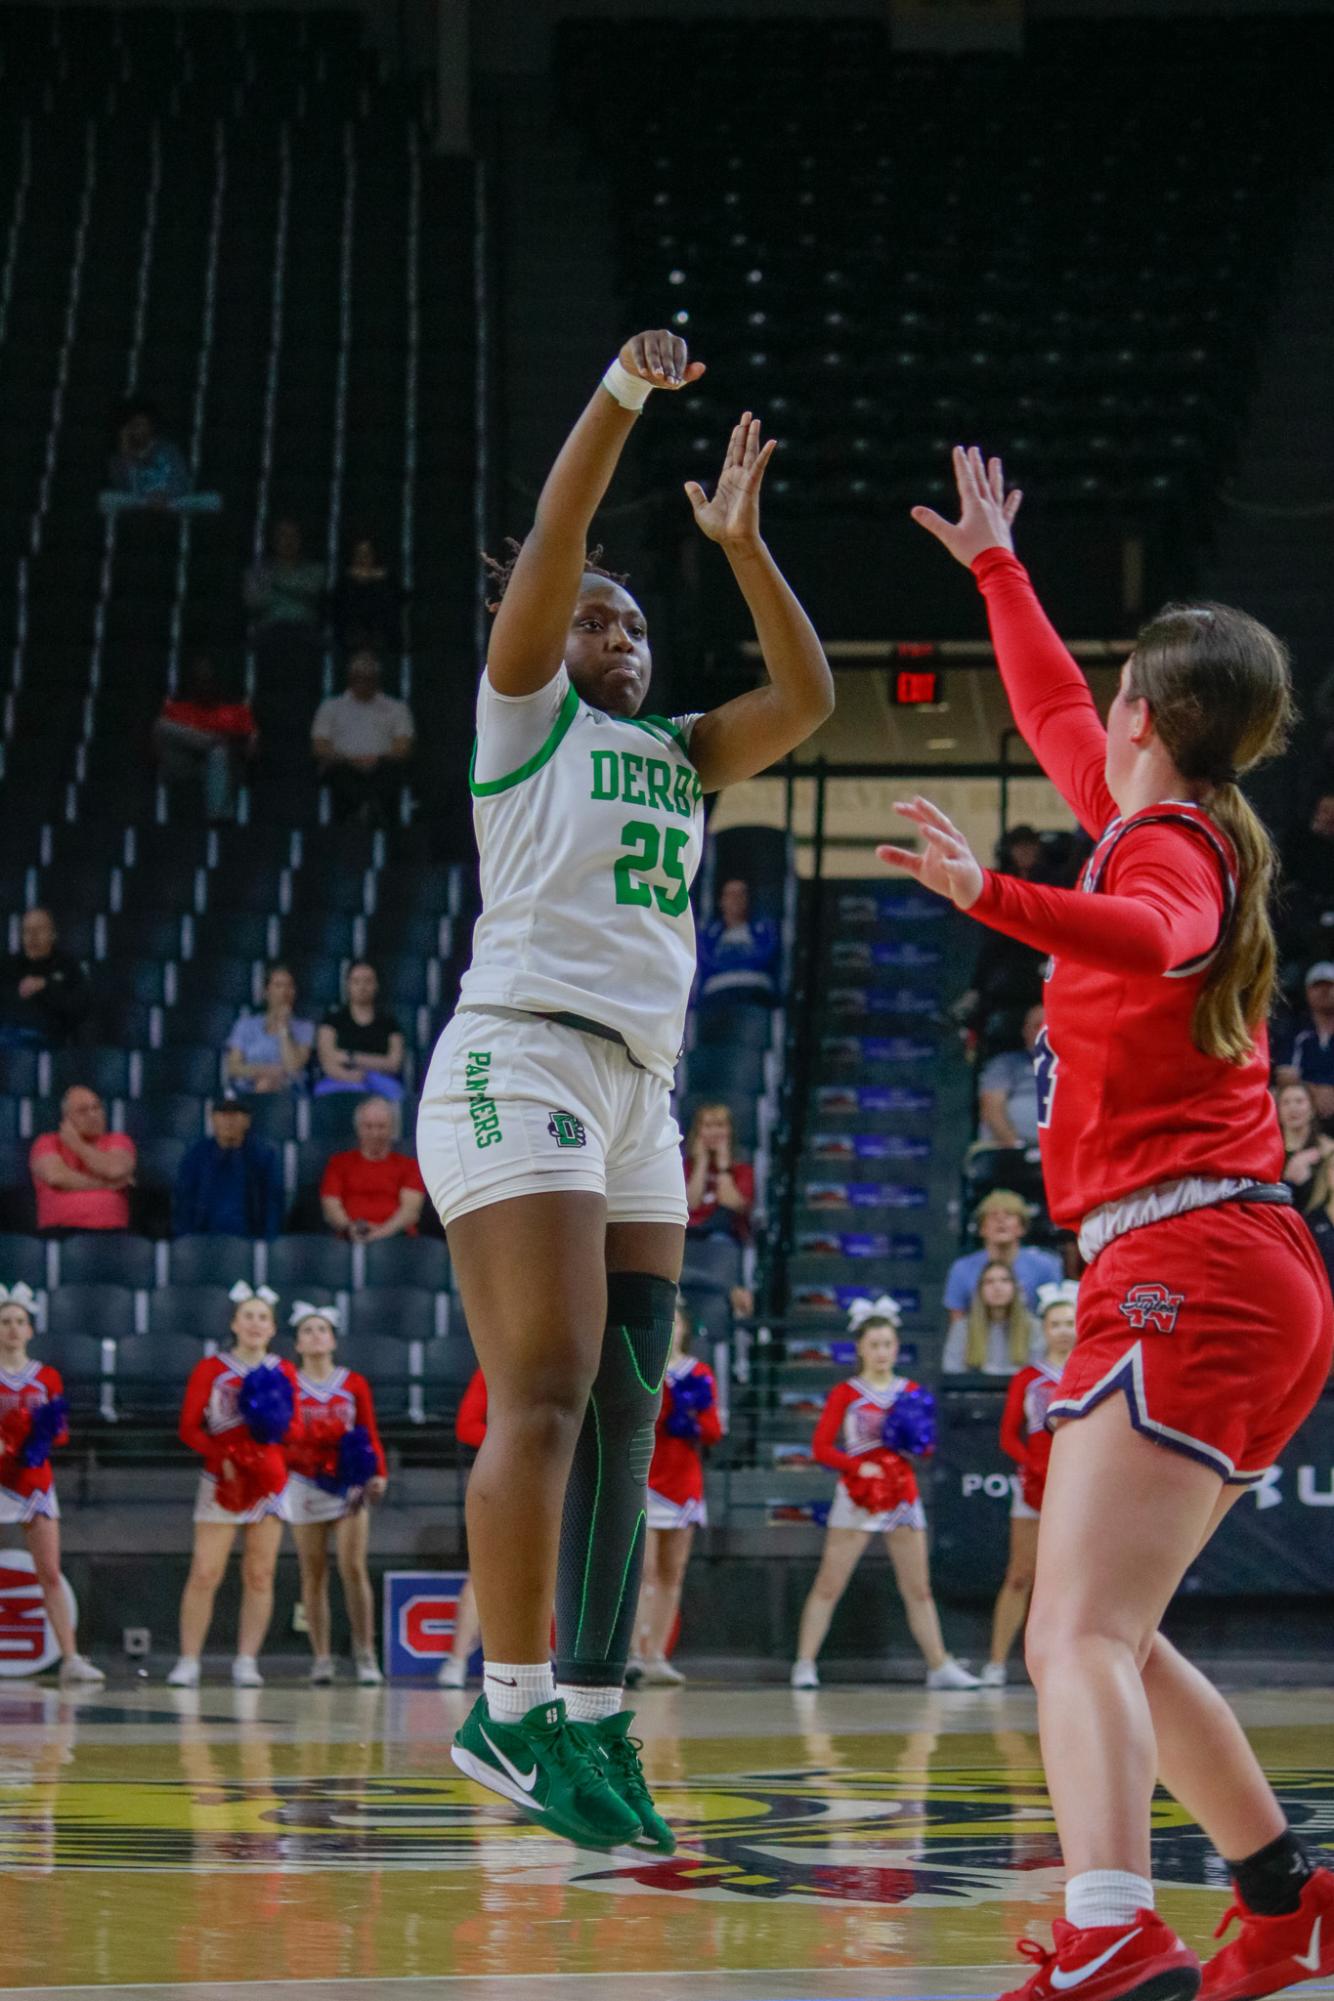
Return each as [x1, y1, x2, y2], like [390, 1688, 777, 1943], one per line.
[469, 680, 581, 797]
[622, 713, 694, 758]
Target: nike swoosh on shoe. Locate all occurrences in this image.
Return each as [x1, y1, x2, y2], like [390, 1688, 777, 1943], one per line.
[480, 1726, 539, 1794]
[1292, 1917, 1322, 1974]
[1050, 1931, 1142, 1991]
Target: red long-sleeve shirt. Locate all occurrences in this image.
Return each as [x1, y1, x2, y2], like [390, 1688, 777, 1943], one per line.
[455, 1369, 487, 1449]
[963, 549, 1281, 1227]
[179, 1353, 300, 1487]
[811, 1375, 920, 1476]
[0, 1361, 66, 1497]
[286, 1367, 386, 1482]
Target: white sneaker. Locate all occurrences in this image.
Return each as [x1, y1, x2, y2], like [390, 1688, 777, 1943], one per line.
[624, 1655, 645, 1689]
[58, 1653, 105, 1687]
[640, 1655, 686, 1687]
[167, 1657, 201, 1688]
[354, 1653, 383, 1687]
[309, 1656, 336, 1686]
[437, 1654, 467, 1688]
[790, 1659, 820, 1690]
[926, 1657, 982, 1690]
[979, 1661, 1008, 1688]
[231, 1655, 264, 1688]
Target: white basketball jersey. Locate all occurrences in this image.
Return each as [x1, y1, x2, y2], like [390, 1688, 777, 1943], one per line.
[457, 666, 705, 1082]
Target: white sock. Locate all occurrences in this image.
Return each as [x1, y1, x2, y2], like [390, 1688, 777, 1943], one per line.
[558, 1683, 623, 1723]
[1066, 1869, 1154, 1930]
[483, 1660, 555, 1724]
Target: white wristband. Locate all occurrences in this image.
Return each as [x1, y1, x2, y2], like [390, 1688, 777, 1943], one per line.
[601, 358, 654, 412]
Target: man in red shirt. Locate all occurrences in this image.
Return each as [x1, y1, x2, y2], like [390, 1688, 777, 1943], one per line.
[154, 653, 257, 822]
[30, 1086, 137, 1233]
[320, 1096, 424, 1241]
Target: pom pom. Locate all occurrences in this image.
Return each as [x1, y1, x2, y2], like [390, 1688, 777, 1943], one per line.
[316, 1425, 379, 1496]
[844, 1449, 916, 1515]
[664, 1406, 700, 1442]
[214, 1433, 288, 1513]
[238, 1364, 294, 1445]
[19, 1396, 66, 1468]
[882, 1385, 936, 1458]
[670, 1372, 715, 1417]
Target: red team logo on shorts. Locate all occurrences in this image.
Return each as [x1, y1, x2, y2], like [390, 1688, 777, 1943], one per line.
[1117, 1283, 1186, 1333]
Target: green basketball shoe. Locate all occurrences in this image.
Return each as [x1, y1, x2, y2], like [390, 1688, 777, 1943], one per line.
[572, 1708, 677, 1853]
[450, 1695, 642, 1850]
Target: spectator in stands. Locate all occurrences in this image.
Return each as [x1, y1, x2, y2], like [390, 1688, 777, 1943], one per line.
[997, 823, 1043, 879]
[172, 1093, 285, 1240]
[696, 878, 779, 1007]
[314, 962, 406, 1101]
[684, 1103, 754, 1244]
[1278, 795, 1334, 969]
[329, 532, 406, 656]
[101, 398, 217, 515]
[1275, 1082, 1334, 1206]
[243, 516, 326, 673]
[30, 1086, 136, 1234]
[0, 908, 90, 1050]
[942, 1189, 1062, 1336]
[942, 1258, 1042, 1376]
[311, 650, 414, 827]
[1305, 1155, 1334, 1298]
[224, 964, 315, 1095]
[1275, 962, 1334, 1122]
[320, 1096, 425, 1242]
[976, 1003, 1044, 1150]
[154, 653, 257, 823]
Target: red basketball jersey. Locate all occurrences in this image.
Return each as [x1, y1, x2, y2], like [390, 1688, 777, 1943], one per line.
[0, 1361, 65, 1497]
[287, 1367, 386, 1482]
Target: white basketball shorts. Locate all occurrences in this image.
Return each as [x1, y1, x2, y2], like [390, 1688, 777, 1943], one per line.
[418, 1010, 689, 1231]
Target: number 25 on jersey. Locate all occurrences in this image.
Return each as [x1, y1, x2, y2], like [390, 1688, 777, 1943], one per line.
[614, 819, 690, 918]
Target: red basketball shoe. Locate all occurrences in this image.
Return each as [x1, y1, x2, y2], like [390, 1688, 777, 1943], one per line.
[999, 1912, 1200, 2001]
[1200, 1868, 1334, 2001]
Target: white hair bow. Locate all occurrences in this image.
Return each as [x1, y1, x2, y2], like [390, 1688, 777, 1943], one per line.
[1036, 1280, 1080, 1315]
[229, 1281, 279, 1307]
[846, 1293, 902, 1331]
[0, 1282, 40, 1319]
[290, 1300, 342, 1330]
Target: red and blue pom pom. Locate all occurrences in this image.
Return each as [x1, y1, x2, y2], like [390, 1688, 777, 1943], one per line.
[238, 1365, 294, 1445]
[882, 1386, 936, 1458]
[19, 1396, 67, 1468]
[315, 1425, 379, 1496]
[663, 1371, 714, 1442]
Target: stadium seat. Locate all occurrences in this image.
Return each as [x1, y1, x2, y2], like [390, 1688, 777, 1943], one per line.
[362, 1236, 449, 1291]
[307, 1094, 362, 1146]
[693, 1007, 775, 1051]
[57, 1234, 157, 1289]
[148, 1285, 237, 1344]
[112, 1330, 203, 1416]
[47, 1284, 139, 1344]
[51, 1046, 133, 1100]
[169, 1235, 258, 1287]
[0, 1049, 41, 1097]
[348, 1286, 442, 1345]
[681, 1235, 743, 1297]
[265, 1234, 354, 1295]
[138, 1047, 222, 1098]
[40, 1326, 114, 1413]
[0, 1234, 50, 1291]
[240, 1096, 301, 1144]
[119, 1095, 209, 1146]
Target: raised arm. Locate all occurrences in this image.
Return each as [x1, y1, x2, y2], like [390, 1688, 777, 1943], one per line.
[487, 331, 705, 698]
[913, 447, 1114, 837]
[683, 416, 834, 792]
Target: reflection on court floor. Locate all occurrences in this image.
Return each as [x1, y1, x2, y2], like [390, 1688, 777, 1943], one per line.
[2, 1683, 1333, 2001]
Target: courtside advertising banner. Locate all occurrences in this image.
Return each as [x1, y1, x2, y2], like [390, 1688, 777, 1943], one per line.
[0, 1549, 76, 1676]
[382, 1569, 468, 1679]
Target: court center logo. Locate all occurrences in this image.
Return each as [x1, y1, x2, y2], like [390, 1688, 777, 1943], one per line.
[1118, 1283, 1185, 1333]
[547, 1110, 587, 1149]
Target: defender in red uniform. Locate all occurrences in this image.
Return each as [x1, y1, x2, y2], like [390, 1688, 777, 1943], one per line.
[0, 1283, 102, 1685]
[880, 447, 1334, 2001]
[286, 1302, 388, 1687]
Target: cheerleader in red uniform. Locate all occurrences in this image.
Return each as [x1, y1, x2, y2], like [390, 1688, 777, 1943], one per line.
[629, 1293, 723, 1687]
[882, 446, 1334, 2001]
[0, 1283, 103, 1686]
[790, 1298, 978, 1691]
[168, 1282, 299, 1689]
[285, 1302, 388, 1687]
[439, 1367, 487, 1689]
[981, 1281, 1079, 1687]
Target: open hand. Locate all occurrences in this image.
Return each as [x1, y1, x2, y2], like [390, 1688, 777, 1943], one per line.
[619, 330, 706, 391]
[685, 413, 777, 552]
[912, 445, 1023, 568]
[877, 797, 984, 910]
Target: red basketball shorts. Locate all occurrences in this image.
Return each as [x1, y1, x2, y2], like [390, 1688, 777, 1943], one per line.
[1048, 1200, 1334, 1483]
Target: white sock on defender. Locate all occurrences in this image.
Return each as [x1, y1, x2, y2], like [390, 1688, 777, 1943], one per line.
[483, 1661, 555, 1724]
[1065, 1869, 1154, 1930]
[558, 1683, 623, 1723]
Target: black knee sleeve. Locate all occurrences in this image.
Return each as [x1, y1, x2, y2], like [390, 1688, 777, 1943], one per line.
[555, 1272, 677, 1688]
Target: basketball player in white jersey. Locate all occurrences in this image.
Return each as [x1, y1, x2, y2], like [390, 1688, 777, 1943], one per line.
[420, 329, 832, 1851]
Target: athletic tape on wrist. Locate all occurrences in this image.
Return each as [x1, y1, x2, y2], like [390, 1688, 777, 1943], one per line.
[601, 358, 654, 412]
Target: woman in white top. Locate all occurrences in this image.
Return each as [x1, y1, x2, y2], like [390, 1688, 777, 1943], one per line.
[942, 1257, 1043, 1376]
[419, 328, 832, 1852]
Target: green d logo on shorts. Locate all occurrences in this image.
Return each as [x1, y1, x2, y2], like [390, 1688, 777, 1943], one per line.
[547, 1110, 587, 1149]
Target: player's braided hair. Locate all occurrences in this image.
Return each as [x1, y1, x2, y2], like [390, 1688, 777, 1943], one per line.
[1127, 602, 1293, 1065]
[481, 538, 629, 613]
